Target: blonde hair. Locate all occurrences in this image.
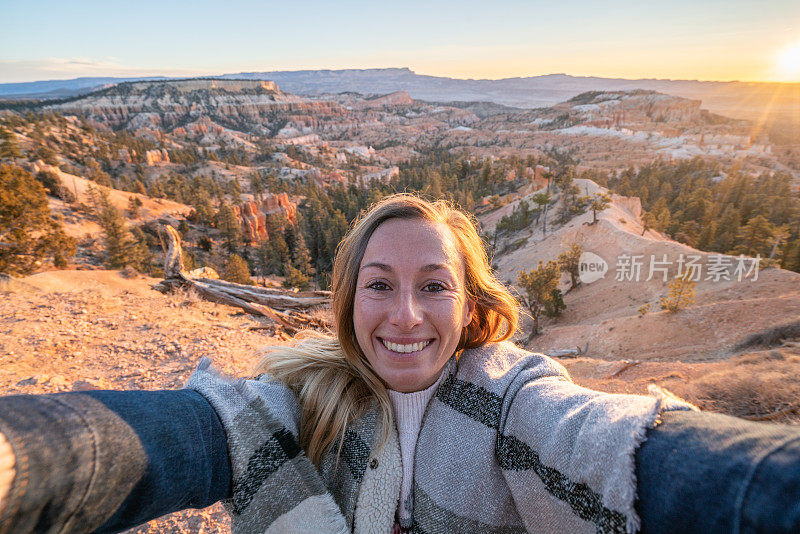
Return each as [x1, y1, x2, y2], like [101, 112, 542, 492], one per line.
[253, 194, 519, 464]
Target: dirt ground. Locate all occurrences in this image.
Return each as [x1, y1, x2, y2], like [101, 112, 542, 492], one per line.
[0, 270, 286, 533]
[1, 269, 798, 532]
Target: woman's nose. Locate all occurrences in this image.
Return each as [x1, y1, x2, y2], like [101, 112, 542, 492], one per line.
[390, 291, 423, 330]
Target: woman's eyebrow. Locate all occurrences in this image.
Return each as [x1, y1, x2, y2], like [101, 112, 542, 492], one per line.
[359, 262, 455, 274]
[420, 263, 454, 274]
[360, 262, 392, 272]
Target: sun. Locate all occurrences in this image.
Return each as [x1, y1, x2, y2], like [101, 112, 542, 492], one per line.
[776, 40, 800, 81]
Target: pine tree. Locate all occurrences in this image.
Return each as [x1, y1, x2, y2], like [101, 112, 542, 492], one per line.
[712, 205, 740, 253]
[0, 165, 76, 274]
[588, 193, 611, 224]
[215, 204, 241, 253]
[697, 221, 718, 250]
[127, 196, 143, 219]
[86, 159, 112, 187]
[0, 127, 21, 160]
[255, 233, 289, 276]
[641, 211, 655, 235]
[282, 263, 310, 291]
[782, 238, 800, 273]
[544, 288, 566, 318]
[35, 170, 75, 202]
[249, 172, 265, 202]
[532, 192, 550, 234]
[129, 226, 153, 272]
[517, 260, 563, 342]
[95, 188, 147, 270]
[291, 231, 314, 279]
[733, 215, 775, 258]
[222, 254, 254, 285]
[557, 243, 583, 290]
[660, 274, 696, 313]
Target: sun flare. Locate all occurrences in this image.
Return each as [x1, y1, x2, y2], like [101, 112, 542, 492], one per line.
[776, 40, 800, 81]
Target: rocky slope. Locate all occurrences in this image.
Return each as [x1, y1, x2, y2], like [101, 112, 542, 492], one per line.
[481, 179, 800, 426]
[468, 90, 775, 171]
[485, 178, 800, 363]
[0, 270, 290, 533]
[45, 79, 344, 134]
[31, 160, 192, 239]
[22, 80, 791, 174]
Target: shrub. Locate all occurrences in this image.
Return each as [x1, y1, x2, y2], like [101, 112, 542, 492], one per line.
[517, 260, 563, 341]
[222, 254, 254, 285]
[660, 274, 695, 312]
[282, 263, 310, 291]
[36, 170, 76, 203]
[0, 164, 76, 274]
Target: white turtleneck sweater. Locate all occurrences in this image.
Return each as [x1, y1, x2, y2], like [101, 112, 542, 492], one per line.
[387, 371, 446, 528]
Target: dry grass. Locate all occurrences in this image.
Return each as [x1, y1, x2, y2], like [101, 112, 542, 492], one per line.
[307, 304, 334, 327]
[733, 321, 800, 351]
[168, 285, 202, 308]
[685, 349, 800, 421]
[564, 345, 800, 425]
[118, 266, 141, 279]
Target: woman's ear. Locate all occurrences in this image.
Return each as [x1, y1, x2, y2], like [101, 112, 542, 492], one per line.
[463, 298, 476, 327]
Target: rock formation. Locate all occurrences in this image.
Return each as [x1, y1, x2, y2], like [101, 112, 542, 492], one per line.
[45, 79, 344, 133]
[359, 91, 415, 108]
[144, 148, 169, 165]
[232, 193, 297, 242]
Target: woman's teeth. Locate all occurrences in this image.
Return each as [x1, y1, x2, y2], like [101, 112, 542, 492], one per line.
[381, 339, 431, 354]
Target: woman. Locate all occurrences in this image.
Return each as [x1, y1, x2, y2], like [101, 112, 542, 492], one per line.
[0, 194, 798, 533]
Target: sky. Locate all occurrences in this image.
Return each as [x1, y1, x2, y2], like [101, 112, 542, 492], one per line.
[2, 0, 800, 84]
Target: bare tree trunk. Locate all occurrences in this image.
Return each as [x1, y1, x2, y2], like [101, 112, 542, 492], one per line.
[542, 203, 548, 236]
[159, 225, 185, 278]
[769, 234, 786, 261]
[155, 224, 330, 333]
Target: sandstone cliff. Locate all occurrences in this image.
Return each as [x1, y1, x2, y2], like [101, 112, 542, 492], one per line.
[232, 193, 297, 242]
[45, 79, 345, 133]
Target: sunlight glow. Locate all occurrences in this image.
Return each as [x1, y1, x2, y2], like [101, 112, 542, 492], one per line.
[776, 40, 800, 81]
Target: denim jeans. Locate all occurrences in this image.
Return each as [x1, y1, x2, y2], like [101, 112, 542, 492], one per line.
[0, 390, 798, 533]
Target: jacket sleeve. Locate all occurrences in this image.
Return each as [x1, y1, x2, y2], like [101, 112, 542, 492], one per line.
[0, 388, 231, 534]
[636, 409, 800, 534]
[185, 360, 349, 533]
[495, 362, 693, 534]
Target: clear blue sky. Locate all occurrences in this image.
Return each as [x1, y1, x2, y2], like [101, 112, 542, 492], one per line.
[2, 0, 799, 83]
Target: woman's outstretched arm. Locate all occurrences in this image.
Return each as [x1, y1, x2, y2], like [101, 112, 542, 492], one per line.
[636, 409, 800, 534]
[0, 389, 231, 534]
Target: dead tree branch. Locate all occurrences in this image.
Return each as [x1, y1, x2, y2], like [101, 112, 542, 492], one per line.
[154, 224, 330, 333]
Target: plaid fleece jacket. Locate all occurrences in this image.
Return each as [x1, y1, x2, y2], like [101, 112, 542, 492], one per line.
[186, 341, 694, 534]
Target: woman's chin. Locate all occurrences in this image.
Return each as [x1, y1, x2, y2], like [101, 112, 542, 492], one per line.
[384, 373, 431, 393]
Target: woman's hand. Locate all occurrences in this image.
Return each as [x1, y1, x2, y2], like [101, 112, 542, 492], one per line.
[0, 430, 14, 511]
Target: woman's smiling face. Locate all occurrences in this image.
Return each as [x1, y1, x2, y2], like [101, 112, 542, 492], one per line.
[353, 218, 475, 392]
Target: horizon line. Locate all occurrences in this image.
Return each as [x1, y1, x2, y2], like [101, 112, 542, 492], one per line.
[2, 67, 800, 87]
